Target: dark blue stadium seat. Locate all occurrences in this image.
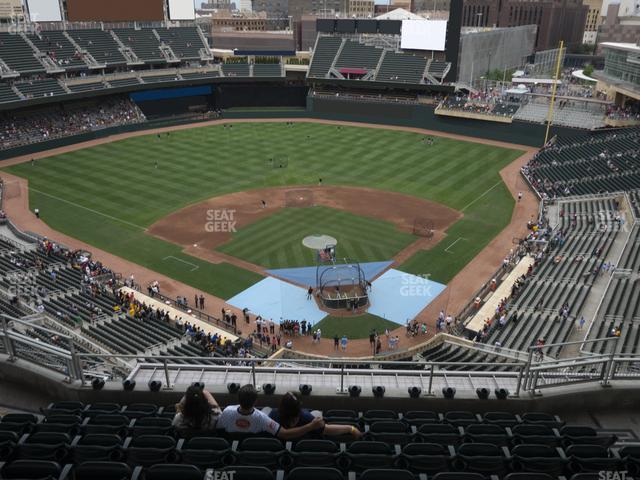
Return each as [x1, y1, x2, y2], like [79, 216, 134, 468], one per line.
[73, 461, 134, 480]
[416, 423, 462, 446]
[566, 445, 623, 473]
[510, 444, 568, 476]
[142, 464, 203, 480]
[0, 459, 70, 479]
[337, 441, 396, 472]
[219, 465, 274, 480]
[287, 466, 344, 480]
[177, 437, 233, 468]
[235, 437, 288, 470]
[124, 435, 177, 467]
[71, 434, 125, 463]
[291, 439, 340, 468]
[396, 443, 452, 474]
[453, 443, 509, 477]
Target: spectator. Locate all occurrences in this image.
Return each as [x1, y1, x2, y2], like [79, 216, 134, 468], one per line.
[217, 384, 324, 439]
[172, 385, 221, 436]
[269, 391, 362, 438]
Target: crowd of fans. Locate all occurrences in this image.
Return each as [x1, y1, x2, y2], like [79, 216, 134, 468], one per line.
[0, 97, 146, 150]
[439, 94, 520, 118]
[606, 104, 640, 121]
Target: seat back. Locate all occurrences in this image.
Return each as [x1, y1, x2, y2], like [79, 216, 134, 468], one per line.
[74, 461, 132, 480]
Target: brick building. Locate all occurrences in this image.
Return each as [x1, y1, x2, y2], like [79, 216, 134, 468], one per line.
[461, 0, 588, 50]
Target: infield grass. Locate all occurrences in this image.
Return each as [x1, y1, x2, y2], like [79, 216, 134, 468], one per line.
[312, 313, 399, 341]
[218, 206, 415, 269]
[5, 121, 522, 300]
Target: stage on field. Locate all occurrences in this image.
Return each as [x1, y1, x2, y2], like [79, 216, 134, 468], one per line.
[226, 277, 327, 324]
[367, 269, 446, 325]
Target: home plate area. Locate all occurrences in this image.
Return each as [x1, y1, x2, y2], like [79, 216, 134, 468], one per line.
[226, 263, 446, 325]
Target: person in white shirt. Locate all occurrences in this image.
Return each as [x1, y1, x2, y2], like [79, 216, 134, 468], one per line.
[217, 384, 324, 439]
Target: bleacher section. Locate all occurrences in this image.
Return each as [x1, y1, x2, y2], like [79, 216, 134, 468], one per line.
[428, 61, 449, 80]
[14, 79, 66, 98]
[222, 63, 250, 77]
[0, 32, 45, 74]
[180, 71, 220, 80]
[523, 128, 640, 198]
[112, 29, 164, 64]
[420, 341, 511, 371]
[439, 96, 519, 119]
[308, 36, 343, 78]
[375, 51, 427, 84]
[67, 82, 107, 93]
[0, 83, 20, 104]
[334, 40, 383, 72]
[483, 198, 623, 356]
[107, 78, 142, 88]
[155, 27, 207, 60]
[513, 100, 606, 130]
[66, 29, 127, 67]
[253, 64, 282, 77]
[585, 225, 640, 355]
[30, 31, 86, 70]
[0, 403, 628, 480]
[630, 191, 640, 218]
[82, 315, 183, 355]
[142, 75, 181, 84]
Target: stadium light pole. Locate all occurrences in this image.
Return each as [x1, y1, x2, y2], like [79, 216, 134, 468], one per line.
[543, 40, 564, 146]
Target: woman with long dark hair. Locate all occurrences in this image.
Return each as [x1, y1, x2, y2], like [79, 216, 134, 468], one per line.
[172, 385, 221, 435]
[269, 391, 362, 438]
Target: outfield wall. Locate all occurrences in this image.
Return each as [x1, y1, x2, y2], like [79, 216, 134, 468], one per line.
[0, 85, 591, 161]
[306, 96, 586, 148]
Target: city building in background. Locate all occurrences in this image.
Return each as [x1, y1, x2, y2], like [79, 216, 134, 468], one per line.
[582, 0, 603, 44]
[348, 0, 375, 18]
[0, 0, 24, 22]
[461, 0, 588, 50]
[596, 2, 640, 48]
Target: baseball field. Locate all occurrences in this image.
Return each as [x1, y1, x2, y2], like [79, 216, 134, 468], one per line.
[4, 121, 523, 315]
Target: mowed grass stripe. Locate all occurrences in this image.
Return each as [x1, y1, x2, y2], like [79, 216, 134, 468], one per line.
[218, 206, 415, 269]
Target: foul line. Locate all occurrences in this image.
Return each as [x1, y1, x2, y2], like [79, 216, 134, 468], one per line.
[29, 188, 146, 231]
[444, 237, 466, 254]
[460, 180, 502, 212]
[163, 256, 199, 271]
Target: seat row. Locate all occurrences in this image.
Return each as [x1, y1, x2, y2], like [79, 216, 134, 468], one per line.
[1, 433, 637, 477]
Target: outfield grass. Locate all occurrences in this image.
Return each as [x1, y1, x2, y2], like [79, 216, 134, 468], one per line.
[312, 314, 398, 340]
[218, 206, 416, 269]
[5, 122, 523, 301]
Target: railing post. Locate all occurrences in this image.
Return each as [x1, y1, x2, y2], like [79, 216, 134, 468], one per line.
[427, 363, 435, 396]
[522, 349, 534, 391]
[251, 361, 256, 388]
[514, 364, 524, 397]
[163, 358, 171, 389]
[1, 316, 15, 360]
[67, 339, 83, 384]
[602, 344, 617, 387]
[339, 363, 345, 393]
